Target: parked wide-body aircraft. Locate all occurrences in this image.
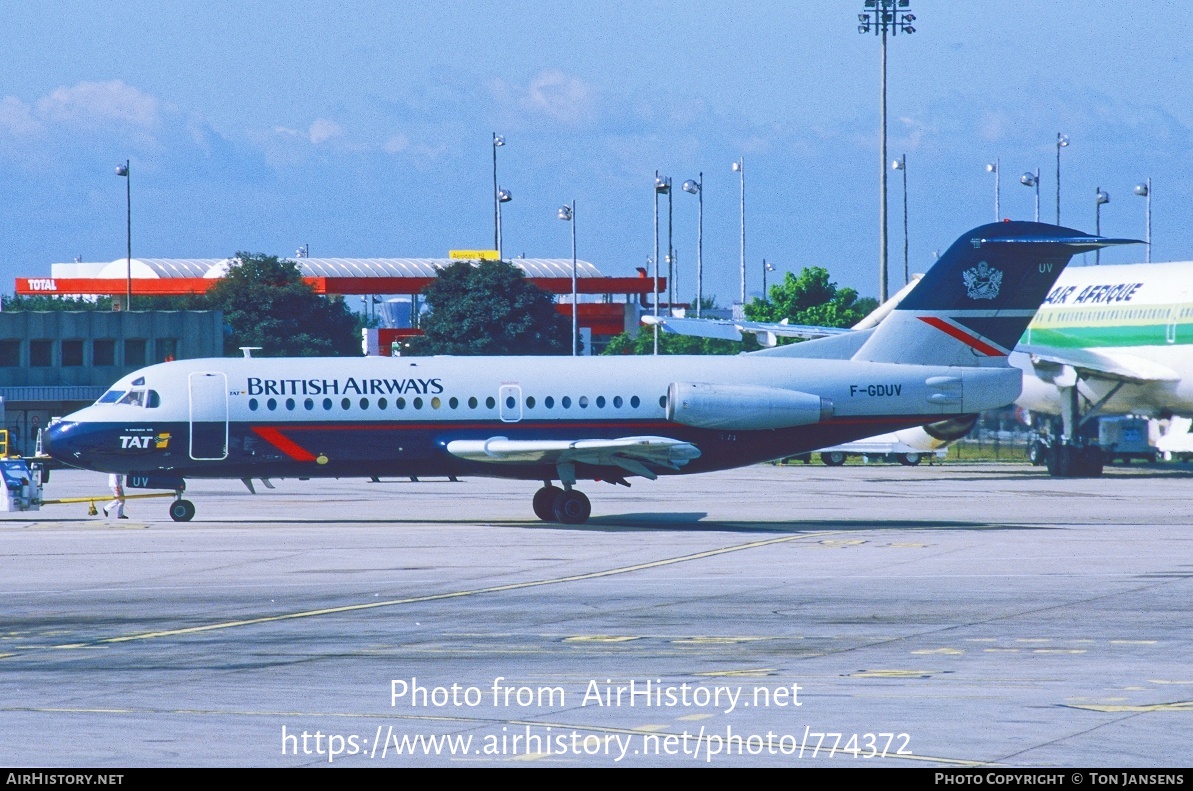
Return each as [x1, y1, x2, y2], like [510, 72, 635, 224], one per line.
[45, 222, 1129, 522]
[1014, 259, 1193, 474]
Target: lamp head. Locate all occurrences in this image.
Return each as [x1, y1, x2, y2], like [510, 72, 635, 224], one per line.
[1057, 133, 1070, 148]
[115, 164, 129, 177]
[497, 188, 512, 203]
[1020, 172, 1037, 187]
[682, 179, 700, 194]
[493, 134, 505, 147]
[1096, 188, 1110, 206]
[1133, 183, 1149, 197]
[557, 205, 573, 221]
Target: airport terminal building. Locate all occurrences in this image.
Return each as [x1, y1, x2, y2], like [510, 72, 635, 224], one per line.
[0, 310, 224, 455]
[4, 253, 662, 453]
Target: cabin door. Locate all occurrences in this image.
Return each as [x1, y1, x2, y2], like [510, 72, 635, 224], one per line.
[189, 372, 229, 460]
[499, 384, 523, 423]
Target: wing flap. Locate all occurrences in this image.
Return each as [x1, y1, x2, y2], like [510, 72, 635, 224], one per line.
[446, 435, 701, 476]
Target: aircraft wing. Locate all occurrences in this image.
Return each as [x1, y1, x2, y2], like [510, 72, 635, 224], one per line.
[1018, 344, 1180, 384]
[641, 315, 849, 346]
[445, 435, 701, 480]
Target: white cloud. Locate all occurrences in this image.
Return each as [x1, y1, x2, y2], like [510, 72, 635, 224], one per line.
[35, 80, 160, 129]
[383, 133, 409, 153]
[492, 70, 596, 126]
[0, 97, 40, 136]
[308, 118, 343, 144]
[524, 70, 594, 124]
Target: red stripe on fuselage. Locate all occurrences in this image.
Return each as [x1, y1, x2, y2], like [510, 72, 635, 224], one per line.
[251, 426, 317, 461]
[916, 316, 1006, 356]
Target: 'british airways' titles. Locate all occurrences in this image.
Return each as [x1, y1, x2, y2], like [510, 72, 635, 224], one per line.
[246, 377, 444, 396]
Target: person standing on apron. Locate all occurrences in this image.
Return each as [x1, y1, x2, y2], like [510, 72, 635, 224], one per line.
[104, 473, 128, 519]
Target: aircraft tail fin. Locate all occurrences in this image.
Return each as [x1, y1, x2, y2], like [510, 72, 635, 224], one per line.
[851, 221, 1140, 367]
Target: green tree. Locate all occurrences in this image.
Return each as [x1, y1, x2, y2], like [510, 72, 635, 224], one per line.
[745, 267, 878, 329]
[1, 294, 114, 311]
[408, 259, 571, 355]
[601, 330, 752, 356]
[204, 253, 361, 356]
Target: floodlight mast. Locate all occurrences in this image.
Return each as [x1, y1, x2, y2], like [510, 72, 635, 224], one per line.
[857, 0, 916, 303]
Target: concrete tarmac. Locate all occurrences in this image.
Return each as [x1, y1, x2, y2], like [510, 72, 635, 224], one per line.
[1, 463, 1191, 767]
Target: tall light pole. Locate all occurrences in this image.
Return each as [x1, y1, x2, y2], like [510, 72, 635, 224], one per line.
[653, 172, 669, 354]
[1056, 133, 1069, 224]
[1095, 187, 1110, 264]
[762, 260, 776, 300]
[986, 160, 1000, 221]
[732, 158, 745, 305]
[666, 178, 674, 307]
[1134, 179, 1151, 262]
[891, 155, 908, 285]
[115, 160, 131, 310]
[491, 133, 505, 251]
[682, 175, 703, 317]
[496, 187, 512, 260]
[1020, 169, 1040, 222]
[558, 202, 577, 356]
[858, 0, 916, 303]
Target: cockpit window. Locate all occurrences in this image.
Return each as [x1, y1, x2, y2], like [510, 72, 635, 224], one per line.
[97, 390, 125, 404]
[112, 389, 161, 408]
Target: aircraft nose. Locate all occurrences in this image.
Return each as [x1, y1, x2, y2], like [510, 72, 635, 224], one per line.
[44, 420, 76, 464]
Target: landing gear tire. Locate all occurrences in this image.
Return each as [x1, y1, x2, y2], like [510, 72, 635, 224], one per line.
[169, 499, 196, 522]
[821, 451, 847, 467]
[552, 490, 591, 525]
[532, 485, 561, 521]
[1028, 440, 1047, 466]
[1080, 445, 1104, 477]
[1046, 445, 1104, 478]
[896, 452, 922, 466]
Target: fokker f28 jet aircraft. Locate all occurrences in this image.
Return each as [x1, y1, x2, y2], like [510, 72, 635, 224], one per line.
[45, 222, 1132, 523]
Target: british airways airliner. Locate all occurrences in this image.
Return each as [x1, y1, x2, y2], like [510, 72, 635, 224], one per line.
[44, 223, 1133, 523]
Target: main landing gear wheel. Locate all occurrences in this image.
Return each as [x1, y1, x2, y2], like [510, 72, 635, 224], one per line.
[896, 452, 922, 466]
[169, 499, 196, 522]
[821, 451, 847, 466]
[1046, 444, 1104, 478]
[532, 485, 561, 521]
[552, 490, 591, 525]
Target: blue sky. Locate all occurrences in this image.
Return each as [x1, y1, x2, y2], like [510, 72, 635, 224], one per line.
[3, 1, 1191, 304]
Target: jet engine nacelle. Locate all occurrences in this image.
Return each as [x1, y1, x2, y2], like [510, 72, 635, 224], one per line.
[667, 382, 833, 430]
[921, 414, 979, 442]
